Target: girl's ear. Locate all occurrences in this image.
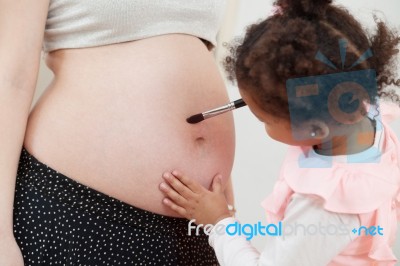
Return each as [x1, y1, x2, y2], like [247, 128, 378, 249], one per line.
[293, 119, 330, 140]
[305, 119, 330, 140]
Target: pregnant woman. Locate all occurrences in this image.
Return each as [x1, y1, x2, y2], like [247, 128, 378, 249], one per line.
[0, 1, 235, 265]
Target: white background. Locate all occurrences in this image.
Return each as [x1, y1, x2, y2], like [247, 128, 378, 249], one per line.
[34, 0, 400, 260]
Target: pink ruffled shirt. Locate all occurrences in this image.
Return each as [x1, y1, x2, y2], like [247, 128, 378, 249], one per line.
[262, 103, 400, 265]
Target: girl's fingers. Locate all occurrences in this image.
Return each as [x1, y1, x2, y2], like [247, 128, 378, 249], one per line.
[162, 172, 195, 198]
[162, 198, 189, 218]
[159, 182, 188, 206]
[211, 174, 223, 193]
[171, 170, 203, 193]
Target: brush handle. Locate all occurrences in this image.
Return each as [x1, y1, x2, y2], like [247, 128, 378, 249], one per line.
[202, 99, 247, 120]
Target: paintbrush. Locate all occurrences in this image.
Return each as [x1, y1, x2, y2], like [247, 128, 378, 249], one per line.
[186, 99, 247, 124]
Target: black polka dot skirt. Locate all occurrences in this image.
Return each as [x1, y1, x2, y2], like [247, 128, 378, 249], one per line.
[13, 148, 219, 266]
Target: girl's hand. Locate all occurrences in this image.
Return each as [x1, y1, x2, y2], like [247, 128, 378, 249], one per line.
[160, 170, 231, 225]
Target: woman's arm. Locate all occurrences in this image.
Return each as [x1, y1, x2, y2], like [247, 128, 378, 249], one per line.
[0, 0, 49, 238]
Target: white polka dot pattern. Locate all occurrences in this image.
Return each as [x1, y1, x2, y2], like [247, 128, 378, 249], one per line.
[13, 148, 219, 265]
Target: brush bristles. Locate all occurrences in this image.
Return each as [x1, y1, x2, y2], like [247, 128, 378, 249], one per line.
[186, 114, 204, 124]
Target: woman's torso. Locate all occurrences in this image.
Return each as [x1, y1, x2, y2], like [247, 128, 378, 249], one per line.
[24, 34, 235, 216]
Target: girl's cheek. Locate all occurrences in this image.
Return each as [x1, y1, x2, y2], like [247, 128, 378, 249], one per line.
[264, 125, 280, 141]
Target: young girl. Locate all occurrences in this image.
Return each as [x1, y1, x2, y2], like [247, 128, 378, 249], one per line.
[159, 0, 400, 265]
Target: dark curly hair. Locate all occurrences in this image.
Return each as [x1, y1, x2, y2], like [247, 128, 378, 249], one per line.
[224, 0, 400, 124]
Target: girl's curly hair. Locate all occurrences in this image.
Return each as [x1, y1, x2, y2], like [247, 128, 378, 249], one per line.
[224, 0, 400, 123]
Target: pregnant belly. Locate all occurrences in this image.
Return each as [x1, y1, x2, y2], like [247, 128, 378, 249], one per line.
[24, 35, 235, 216]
